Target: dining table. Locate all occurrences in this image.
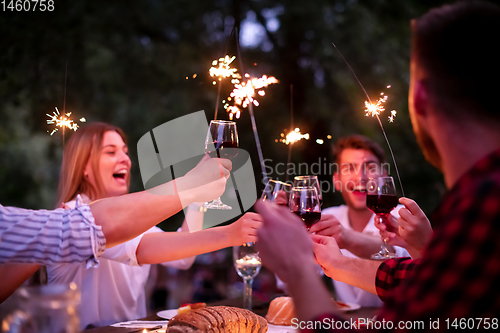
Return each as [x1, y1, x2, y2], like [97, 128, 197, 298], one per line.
[84, 296, 380, 332]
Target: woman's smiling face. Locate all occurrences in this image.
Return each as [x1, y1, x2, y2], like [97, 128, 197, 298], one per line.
[84, 130, 131, 198]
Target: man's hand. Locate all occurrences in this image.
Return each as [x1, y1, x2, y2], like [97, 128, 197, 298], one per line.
[397, 197, 433, 252]
[311, 234, 344, 278]
[255, 200, 316, 284]
[226, 212, 263, 246]
[255, 200, 338, 322]
[309, 214, 350, 248]
[374, 214, 407, 247]
[375, 197, 433, 258]
[313, 234, 381, 295]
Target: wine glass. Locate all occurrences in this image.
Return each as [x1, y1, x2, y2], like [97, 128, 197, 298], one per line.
[233, 242, 262, 310]
[261, 180, 292, 206]
[203, 120, 239, 210]
[294, 175, 323, 206]
[366, 176, 399, 259]
[289, 187, 322, 230]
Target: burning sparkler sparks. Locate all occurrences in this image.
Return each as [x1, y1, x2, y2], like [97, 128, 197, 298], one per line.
[223, 75, 278, 120]
[46, 107, 84, 136]
[277, 128, 310, 145]
[209, 55, 242, 120]
[332, 42, 405, 196]
[364, 86, 397, 123]
[209, 55, 241, 85]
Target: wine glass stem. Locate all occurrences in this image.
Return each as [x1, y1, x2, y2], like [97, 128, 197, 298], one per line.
[381, 239, 390, 253]
[379, 214, 390, 252]
[243, 278, 253, 310]
[212, 197, 223, 204]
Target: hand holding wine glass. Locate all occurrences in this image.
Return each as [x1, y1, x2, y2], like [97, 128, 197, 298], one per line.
[289, 187, 322, 230]
[233, 242, 262, 310]
[204, 120, 239, 210]
[367, 176, 399, 259]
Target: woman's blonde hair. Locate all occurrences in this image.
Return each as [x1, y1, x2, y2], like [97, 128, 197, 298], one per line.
[56, 122, 129, 206]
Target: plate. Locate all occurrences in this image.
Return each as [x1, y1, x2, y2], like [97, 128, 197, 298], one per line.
[157, 309, 178, 319]
[267, 323, 297, 332]
[336, 302, 361, 312]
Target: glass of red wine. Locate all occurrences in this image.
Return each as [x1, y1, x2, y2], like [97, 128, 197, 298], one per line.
[203, 120, 239, 210]
[289, 187, 321, 230]
[293, 175, 323, 206]
[261, 180, 292, 206]
[366, 176, 399, 259]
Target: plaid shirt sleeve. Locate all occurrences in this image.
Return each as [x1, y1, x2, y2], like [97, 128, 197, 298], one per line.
[375, 258, 421, 302]
[375, 151, 500, 327]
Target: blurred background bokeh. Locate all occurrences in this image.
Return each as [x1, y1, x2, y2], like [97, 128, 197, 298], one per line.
[1, 0, 489, 312]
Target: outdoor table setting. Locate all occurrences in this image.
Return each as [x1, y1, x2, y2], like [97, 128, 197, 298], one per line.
[84, 297, 380, 333]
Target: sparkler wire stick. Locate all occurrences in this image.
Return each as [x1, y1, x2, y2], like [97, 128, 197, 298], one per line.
[214, 80, 222, 120]
[63, 61, 68, 147]
[213, 26, 237, 120]
[332, 42, 405, 196]
[285, 84, 294, 183]
[235, 28, 269, 189]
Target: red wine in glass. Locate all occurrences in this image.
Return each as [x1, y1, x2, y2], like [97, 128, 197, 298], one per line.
[205, 141, 239, 159]
[289, 187, 321, 230]
[367, 177, 399, 259]
[293, 211, 321, 229]
[367, 194, 398, 232]
[366, 194, 398, 214]
[203, 120, 238, 210]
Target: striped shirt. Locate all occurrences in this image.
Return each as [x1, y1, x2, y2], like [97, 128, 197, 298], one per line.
[0, 196, 106, 266]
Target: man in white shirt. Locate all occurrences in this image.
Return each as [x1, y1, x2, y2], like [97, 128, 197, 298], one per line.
[310, 135, 409, 307]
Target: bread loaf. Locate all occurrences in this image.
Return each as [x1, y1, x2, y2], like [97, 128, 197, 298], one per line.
[166, 305, 268, 333]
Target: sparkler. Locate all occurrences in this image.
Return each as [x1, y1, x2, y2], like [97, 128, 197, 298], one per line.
[209, 55, 241, 120]
[364, 87, 397, 123]
[332, 42, 405, 196]
[234, 28, 273, 189]
[277, 128, 310, 145]
[46, 62, 86, 147]
[46, 107, 83, 135]
[46, 107, 86, 146]
[209, 55, 240, 85]
[223, 75, 278, 120]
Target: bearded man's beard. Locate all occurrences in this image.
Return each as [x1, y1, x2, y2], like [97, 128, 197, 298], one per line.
[413, 119, 442, 171]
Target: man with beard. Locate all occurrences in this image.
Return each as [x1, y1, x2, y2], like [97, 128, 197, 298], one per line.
[255, 1, 500, 330]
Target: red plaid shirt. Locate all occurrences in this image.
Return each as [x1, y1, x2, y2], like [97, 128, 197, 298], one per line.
[303, 148, 500, 332]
